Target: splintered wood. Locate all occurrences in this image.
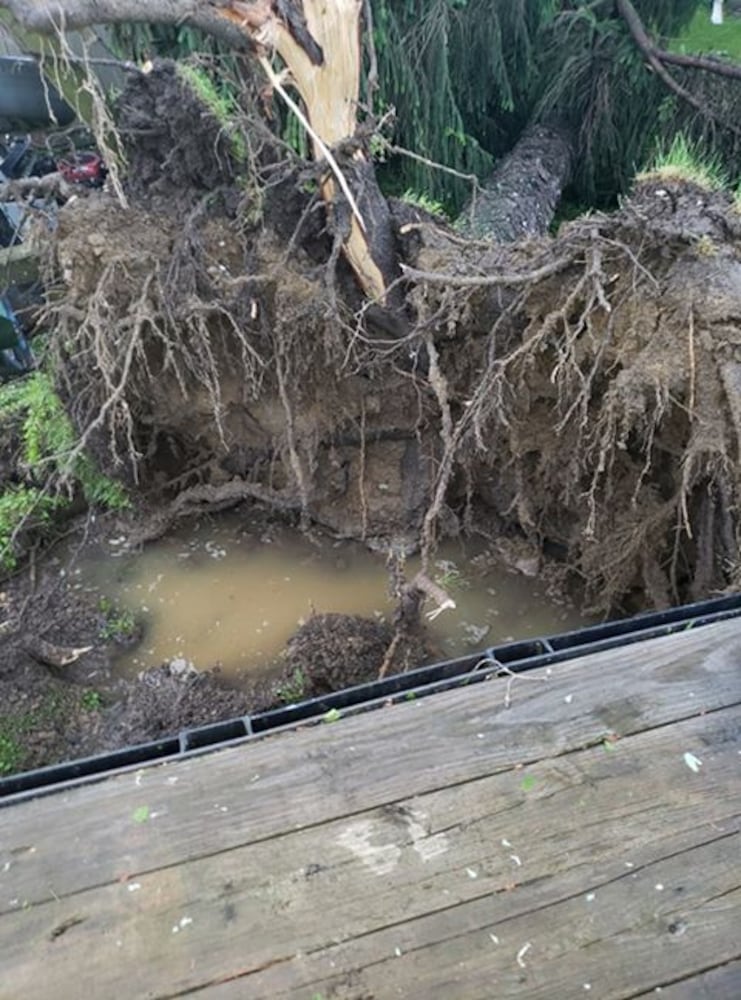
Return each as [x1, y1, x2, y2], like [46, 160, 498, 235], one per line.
[1, 618, 740, 998]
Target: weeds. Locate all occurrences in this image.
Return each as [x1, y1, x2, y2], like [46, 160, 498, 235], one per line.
[275, 667, 307, 704]
[400, 188, 449, 219]
[98, 596, 137, 642]
[80, 690, 102, 711]
[0, 732, 22, 774]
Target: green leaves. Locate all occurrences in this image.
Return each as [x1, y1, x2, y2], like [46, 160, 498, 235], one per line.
[132, 805, 150, 824]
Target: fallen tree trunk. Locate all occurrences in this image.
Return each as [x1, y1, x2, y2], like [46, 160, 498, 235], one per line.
[458, 122, 574, 242]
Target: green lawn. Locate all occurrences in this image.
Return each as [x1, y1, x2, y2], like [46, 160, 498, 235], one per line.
[671, 7, 741, 59]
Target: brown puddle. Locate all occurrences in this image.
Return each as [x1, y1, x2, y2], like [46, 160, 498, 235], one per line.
[74, 513, 592, 689]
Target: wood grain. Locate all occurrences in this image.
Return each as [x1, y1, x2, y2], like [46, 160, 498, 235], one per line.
[0, 619, 740, 998]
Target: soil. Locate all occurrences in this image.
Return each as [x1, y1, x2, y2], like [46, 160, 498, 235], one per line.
[0, 506, 432, 777]
[3, 60, 741, 779]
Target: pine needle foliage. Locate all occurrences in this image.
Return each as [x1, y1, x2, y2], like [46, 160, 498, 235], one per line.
[371, 0, 552, 209]
[109, 3, 736, 210]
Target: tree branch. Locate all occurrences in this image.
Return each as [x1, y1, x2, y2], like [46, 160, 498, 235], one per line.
[616, 0, 741, 136]
[0, 0, 247, 48]
[657, 48, 741, 83]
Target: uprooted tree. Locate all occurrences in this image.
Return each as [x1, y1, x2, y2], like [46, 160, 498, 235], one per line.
[2, 0, 741, 614]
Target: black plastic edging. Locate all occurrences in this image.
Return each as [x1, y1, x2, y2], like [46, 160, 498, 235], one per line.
[2, 593, 740, 803]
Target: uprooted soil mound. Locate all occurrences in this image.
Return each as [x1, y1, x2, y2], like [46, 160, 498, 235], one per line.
[407, 180, 741, 611]
[276, 612, 430, 699]
[41, 58, 741, 616]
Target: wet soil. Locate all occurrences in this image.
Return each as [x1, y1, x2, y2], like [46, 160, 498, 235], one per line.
[4, 62, 741, 778]
[0, 507, 433, 775]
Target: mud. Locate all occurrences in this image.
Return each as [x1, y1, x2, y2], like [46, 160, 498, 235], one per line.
[0, 508, 432, 773]
[3, 60, 741, 777]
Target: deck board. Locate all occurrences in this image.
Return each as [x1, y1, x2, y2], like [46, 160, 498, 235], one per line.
[1, 618, 740, 998]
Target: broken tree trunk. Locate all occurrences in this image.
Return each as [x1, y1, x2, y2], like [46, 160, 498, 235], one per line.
[220, 0, 402, 309]
[458, 122, 574, 242]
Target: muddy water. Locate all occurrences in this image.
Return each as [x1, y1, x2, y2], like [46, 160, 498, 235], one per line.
[78, 514, 592, 688]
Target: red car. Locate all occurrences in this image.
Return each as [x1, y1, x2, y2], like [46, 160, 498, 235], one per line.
[57, 151, 106, 188]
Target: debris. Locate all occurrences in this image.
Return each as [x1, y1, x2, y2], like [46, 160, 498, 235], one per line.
[683, 752, 702, 773]
[516, 942, 532, 968]
[466, 867, 478, 879]
[22, 636, 94, 668]
[132, 805, 150, 824]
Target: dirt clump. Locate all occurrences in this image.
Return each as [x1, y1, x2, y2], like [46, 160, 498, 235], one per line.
[275, 611, 430, 700]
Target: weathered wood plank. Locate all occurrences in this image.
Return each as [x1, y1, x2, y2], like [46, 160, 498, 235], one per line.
[1, 704, 739, 999]
[2, 619, 740, 914]
[255, 848, 741, 1000]
[639, 959, 741, 998]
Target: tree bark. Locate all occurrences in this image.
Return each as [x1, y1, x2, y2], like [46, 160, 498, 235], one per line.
[457, 122, 573, 242]
[0, 1, 247, 47]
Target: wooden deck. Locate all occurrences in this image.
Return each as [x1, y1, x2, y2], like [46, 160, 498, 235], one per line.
[1, 618, 740, 999]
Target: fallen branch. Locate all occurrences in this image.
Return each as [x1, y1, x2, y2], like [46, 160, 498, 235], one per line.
[23, 635, 93, 668]
[616, 0, 741, 137]
[657, 48, 741, 83]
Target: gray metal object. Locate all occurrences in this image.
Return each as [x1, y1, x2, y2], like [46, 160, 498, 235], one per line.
[0, 55, 75, 126]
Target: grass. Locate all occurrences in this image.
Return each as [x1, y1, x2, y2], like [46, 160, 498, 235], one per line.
[80, 690, 102, 712]
[0, 732, 22, 774]
[0, 688, 101, 775]
[635, 133, 728, 189]
[400, 189, 449, 220]
[671, 7, 741, 61]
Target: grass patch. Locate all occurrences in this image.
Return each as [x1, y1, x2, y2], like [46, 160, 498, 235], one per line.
[80, 689, 102, 711]
[0, 688, 97, 774]
[0, 732, 22, 774]
[671, 7, 741, 61]
[635, 133, 728, 189]
[400, 188, 449, 220]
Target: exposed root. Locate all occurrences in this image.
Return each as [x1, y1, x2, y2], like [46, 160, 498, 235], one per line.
[406, 180, 741, 611]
